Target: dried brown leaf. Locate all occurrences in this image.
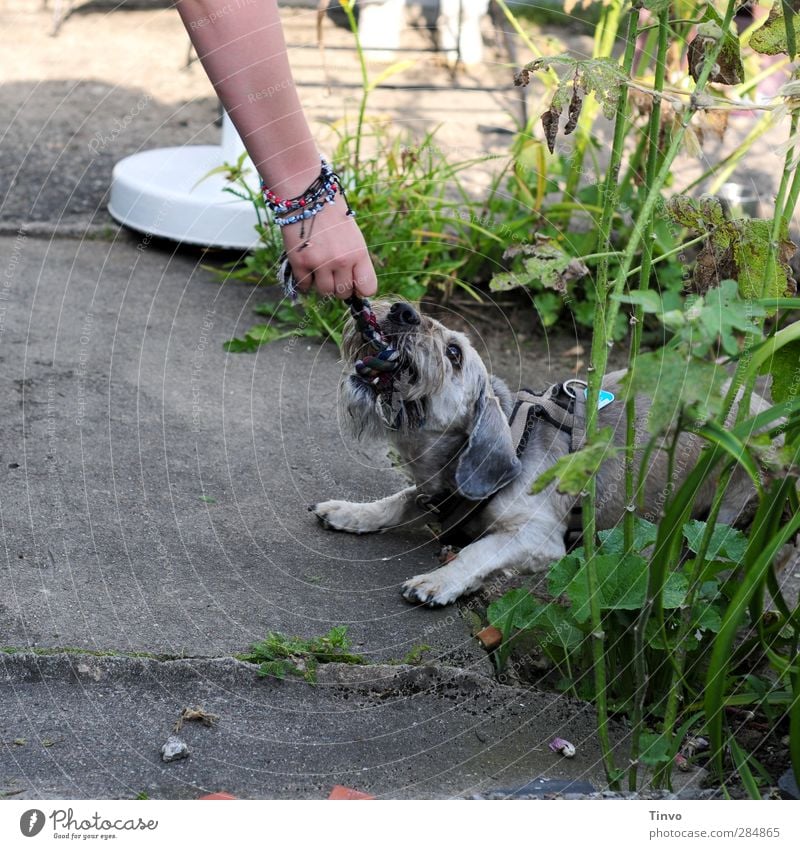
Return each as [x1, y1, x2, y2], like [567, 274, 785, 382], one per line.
[174, 706, 219, 733]
[564, 82, 584, 136]
[514, 67, 531, 87]
[541, 106, 561, 154]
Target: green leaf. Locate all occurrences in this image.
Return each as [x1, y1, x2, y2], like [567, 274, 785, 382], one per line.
[662, 572, 690, 609]
[487, 589, 539, 635]
[487, 588, 541, 667]
[682, 520, 749, 562]
[767, 340, 800, 404]
[244, 627, 364, 683]
[698, 280, 765, 355]
[223, 336, 261, 353]
[623, 350, 725, 435]
[638, 732, 672, 767]
[533, 292, 563, 327]
[532, 427, 618, 496]
[548, 554, 583, 598]
[598, 518, 658, 555]
[565, 554, 649, 624]
[615, 289, 664, 315]
[692, 603, 723, 635]
[519, 603, 584, 652]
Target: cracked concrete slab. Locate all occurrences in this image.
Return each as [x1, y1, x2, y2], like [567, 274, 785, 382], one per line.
[0, 233, 489, 672]
[0, 654, 623, 799]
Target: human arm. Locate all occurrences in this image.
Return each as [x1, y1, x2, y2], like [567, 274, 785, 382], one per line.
[176, 0, 377, 298]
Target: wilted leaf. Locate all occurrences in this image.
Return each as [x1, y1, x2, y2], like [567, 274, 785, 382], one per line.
[491, 241, 589, 294]
[532, 427, 618, 496]
[751, 2, 800, 56]
[564, 79, 585, 136]
[687, 21, 743, 85]
[518, 55, 625, 127]
[541, 106, 561, 154]
[489, 271, 523, 292]
[667, 196, 796, 302]
[733, 219, 797, 303]
[667, 195, 730, 236]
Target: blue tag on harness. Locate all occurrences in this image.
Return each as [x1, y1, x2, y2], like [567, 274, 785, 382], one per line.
[584, 388, 615, 410]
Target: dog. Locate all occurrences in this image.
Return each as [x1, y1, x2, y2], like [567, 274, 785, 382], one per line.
[312, 300, 764, 607]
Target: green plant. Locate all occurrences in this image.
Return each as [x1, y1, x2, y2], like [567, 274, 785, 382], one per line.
[487, 0, 800, 796]
[488, 516, 741, 706]
[401, 644, 432, 665]
[242, 626, 365, 683]
[486, 0, 789, 338]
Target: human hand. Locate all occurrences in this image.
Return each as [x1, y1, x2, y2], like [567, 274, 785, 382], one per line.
[280, 200, 378, 299]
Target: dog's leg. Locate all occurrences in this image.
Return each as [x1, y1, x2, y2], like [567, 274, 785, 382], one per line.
[401, 513, 567, 607]
[312, 486, 431, 535]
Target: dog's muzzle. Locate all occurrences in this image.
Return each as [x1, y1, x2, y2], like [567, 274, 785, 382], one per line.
[386, 301, 420, 329]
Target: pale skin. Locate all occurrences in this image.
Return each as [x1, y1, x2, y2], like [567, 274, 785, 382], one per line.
[176, 0, 378, 298]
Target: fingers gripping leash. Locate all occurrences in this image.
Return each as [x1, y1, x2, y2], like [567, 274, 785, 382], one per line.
[277, 252, 402, 391]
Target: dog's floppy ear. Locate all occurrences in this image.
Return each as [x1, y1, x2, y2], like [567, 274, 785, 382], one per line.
[455, 391, 521, 500]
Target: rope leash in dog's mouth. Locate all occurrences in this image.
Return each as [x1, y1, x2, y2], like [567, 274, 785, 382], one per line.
[344, 295, 402, 391]
[278, 253, 402, 391]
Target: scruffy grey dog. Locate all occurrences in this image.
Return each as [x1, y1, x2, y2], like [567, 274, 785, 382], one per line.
[312, 301, 763, 607]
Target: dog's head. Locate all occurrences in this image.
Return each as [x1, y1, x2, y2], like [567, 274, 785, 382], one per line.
[340, 300, 521, 500]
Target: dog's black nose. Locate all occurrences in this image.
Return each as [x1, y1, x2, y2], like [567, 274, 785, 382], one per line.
[388, 302, 420, 326]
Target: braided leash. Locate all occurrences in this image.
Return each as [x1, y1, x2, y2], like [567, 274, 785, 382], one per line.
[278, 252, 402, 391]
[345, 295, 402, 391]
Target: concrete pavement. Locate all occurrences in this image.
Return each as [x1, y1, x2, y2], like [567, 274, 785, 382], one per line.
[0, 231, 631, 798]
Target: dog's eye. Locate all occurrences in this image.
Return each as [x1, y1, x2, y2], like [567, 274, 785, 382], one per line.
[445, 343, 462, 367]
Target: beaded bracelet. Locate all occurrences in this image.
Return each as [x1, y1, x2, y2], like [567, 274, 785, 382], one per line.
[262, 157, 353, 246]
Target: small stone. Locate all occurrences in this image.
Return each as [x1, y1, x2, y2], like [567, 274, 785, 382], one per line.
[476, 625, 503, 652]
[161, 735, 189, 763]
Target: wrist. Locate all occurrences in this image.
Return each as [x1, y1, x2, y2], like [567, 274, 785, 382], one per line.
[259, 150, 322, 199]
[263, 157, 353, 232]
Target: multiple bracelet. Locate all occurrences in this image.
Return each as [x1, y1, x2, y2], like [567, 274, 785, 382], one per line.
[261, 156, 353, 245]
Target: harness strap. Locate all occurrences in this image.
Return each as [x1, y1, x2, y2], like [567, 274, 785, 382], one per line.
[421, 381, 587, 544]
[508, 382, 587, 454]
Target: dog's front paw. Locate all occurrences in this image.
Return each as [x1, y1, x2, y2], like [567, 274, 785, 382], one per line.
[311, 500, 380, 535]
[401, 566, 470, 608]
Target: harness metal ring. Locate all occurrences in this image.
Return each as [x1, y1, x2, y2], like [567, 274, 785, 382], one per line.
[562, 378, 588, 399]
